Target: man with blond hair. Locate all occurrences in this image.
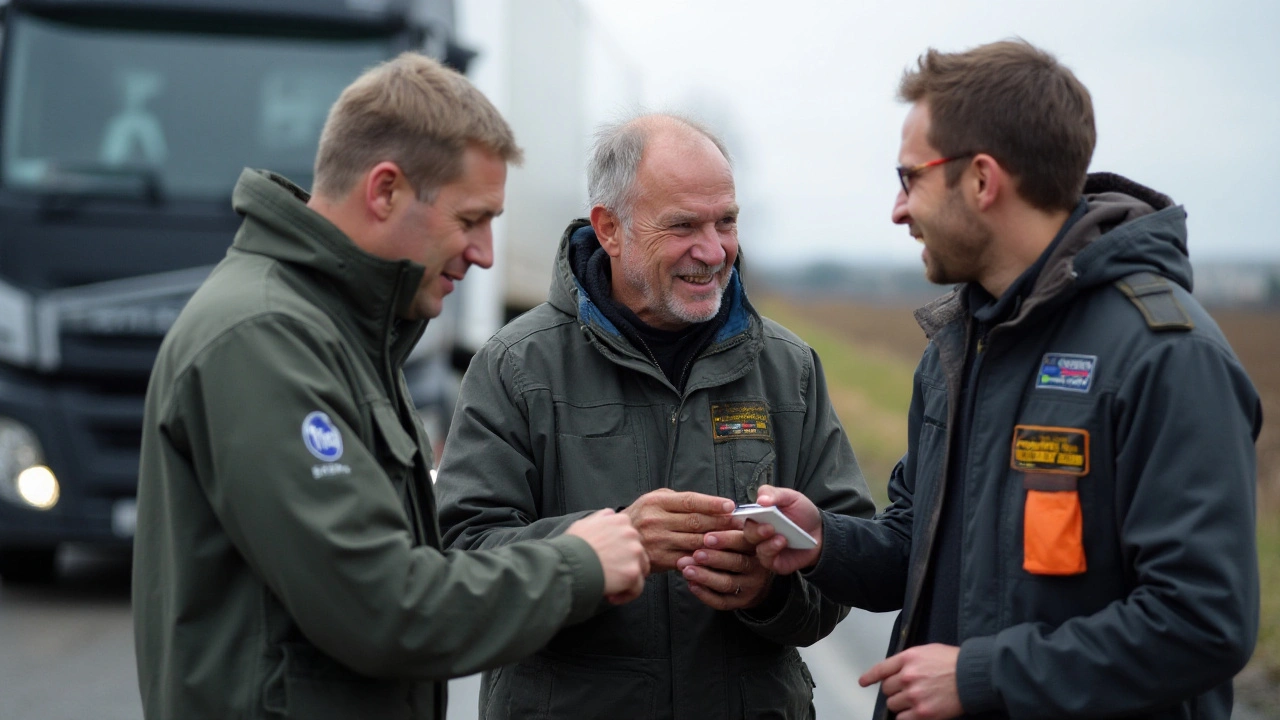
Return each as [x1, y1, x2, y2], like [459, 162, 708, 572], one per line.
[740, 40, 1260, 720]
[132, 52, 647, 720]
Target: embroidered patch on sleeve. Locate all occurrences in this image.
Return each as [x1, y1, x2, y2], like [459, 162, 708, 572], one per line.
[711, 401, 772, 442]
[1010, 425, 1090, 475]
[1035, 353, 1097, 392]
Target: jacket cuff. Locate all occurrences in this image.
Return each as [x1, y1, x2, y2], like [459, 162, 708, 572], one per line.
[545, 534, 605, 625]
[801, 511, 845, 586]
[956, 635, 1000, 714]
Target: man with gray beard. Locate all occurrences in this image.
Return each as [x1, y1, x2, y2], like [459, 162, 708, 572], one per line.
[434, 113, 875, 719]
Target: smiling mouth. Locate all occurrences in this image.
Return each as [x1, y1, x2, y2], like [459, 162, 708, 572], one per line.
[678, 273, 715, 285]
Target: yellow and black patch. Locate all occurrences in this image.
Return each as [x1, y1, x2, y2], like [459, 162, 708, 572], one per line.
[1010, 425, 1090, 475]
[711, 401, 772, 442]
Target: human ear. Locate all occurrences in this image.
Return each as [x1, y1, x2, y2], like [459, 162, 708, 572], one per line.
[970, 154, 1003, 212]
[591, 205, 625, 258]
[364, 161, 405, 221]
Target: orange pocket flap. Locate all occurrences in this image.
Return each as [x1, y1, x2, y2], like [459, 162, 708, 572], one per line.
[1022, 475, 1086, 576]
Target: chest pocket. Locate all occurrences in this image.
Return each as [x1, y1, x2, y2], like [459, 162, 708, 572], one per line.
[371, 402, 433, 545]
[714, 440, 775, 504]
[555, 434, 645, 514]
[371, 402, 419, 471]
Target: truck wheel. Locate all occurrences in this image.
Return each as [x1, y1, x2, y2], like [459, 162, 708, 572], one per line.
[0, 546, 58, 584]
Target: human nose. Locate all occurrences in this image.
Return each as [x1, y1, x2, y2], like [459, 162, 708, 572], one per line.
[465, 227, 494, 269]
[689, 225, 727, 266]
[891, 188, 910, 226]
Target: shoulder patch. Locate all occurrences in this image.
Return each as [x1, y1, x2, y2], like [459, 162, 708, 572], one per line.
[1036, 353, 1096, 393]
[302, 411, 344, 462]
[1114, 271, 1194, 331]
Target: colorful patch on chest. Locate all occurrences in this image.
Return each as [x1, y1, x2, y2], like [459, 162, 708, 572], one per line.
[1010, 425, 1090, 475]
[1036, 353, 1097, 392]
[711, 401, 772, 442]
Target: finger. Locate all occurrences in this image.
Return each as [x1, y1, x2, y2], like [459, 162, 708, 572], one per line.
[753, 535, 785, 571]
[691, 548, 754, 574]
[691, 581, 740, 610]
[675, 555, 697, 571]
[590, 507, 617, 517]
[701, 529, 745, 549]
[606, 587, 641, 605]
[664, 529, 725, 554]
[742, 519, 776, 545]
[754, 484, 779, 506]
[606, 574, 644, 605]
[859, 654, 905, 686]
[885, 692, 912, 714]
[879, 672, 904, 697]
[685, 581, 731, 611]
[702, 529, 754, 553]
[677, 511, 740, 534]
[656, 491, 735, 516]
[681, 564, 737, 594]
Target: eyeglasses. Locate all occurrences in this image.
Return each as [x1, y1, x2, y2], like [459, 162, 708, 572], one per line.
[896, 153, 975, 195]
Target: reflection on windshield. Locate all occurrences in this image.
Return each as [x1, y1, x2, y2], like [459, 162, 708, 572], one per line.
[2, 14, 389, 199]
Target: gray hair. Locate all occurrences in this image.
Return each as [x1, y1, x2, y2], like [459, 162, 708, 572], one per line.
[587, 112, 732, 228]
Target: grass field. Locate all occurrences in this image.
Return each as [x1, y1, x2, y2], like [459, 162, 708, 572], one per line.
[757, 295, 1280, 708]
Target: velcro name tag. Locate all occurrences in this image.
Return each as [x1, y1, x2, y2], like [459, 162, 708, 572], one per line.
[1011, 425, 1090, 475]
[1036, 353, 1097, 392]
[711, 402, 772, 442]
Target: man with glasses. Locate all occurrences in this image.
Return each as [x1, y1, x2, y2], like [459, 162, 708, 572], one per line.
[734, 40, 1261, 720]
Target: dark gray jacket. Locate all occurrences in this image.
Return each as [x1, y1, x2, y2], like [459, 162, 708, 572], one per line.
[436, 220, 875, 720]
[806, 173, 1261, 719]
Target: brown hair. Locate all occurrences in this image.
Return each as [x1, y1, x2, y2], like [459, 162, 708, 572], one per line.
[898, 39, 1095, 211]
[313, 52, 522, 201]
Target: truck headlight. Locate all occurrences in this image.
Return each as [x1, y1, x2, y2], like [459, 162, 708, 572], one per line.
[0, 418, 56, 510]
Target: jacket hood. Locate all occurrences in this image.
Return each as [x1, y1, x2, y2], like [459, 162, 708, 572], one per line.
[917, 172, 1190, 338]
[547, 219, 754, 346]
[1067, 172, 1189, 291]
[229, 169, 427, 347]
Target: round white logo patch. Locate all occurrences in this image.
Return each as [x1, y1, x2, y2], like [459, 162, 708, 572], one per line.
[302, 411, 343, 462]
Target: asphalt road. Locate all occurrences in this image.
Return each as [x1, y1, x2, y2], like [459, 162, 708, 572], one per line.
[0, 545, 896, 719]
[3, 548, 1273, 720]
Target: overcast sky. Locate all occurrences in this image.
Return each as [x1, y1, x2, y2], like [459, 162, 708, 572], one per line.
[573, 0, 1280, 268]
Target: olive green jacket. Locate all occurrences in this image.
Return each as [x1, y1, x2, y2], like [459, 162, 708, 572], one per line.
[436, 220, 876, 720]
[133, 170, 604, 720]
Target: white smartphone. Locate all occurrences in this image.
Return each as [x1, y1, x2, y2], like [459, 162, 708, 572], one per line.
[731, 504, 817, 550]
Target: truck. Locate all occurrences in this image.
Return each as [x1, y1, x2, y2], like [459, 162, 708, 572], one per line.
[0, 0, 480, 582]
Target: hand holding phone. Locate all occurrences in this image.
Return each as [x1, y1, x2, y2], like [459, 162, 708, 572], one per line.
[731, 503, 818, 550]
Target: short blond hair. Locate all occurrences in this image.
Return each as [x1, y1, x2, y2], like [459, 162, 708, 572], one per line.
[313, 52, 522, 201]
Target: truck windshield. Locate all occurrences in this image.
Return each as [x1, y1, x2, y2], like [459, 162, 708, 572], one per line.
[1, 13, 390, 199]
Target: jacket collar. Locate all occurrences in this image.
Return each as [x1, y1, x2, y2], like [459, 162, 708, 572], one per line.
[229, 168, 427, 361]
[915, 171, 1188, 341]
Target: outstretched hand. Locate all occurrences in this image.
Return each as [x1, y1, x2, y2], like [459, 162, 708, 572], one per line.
[703, 485, 824, 575]
[566, 508, 648, 604]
